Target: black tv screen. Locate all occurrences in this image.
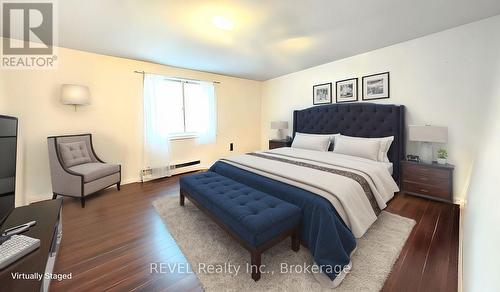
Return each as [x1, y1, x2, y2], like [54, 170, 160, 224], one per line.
[0, 115, 17, 226]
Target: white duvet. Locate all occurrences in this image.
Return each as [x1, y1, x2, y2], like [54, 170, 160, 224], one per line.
[222, 147, 399, 238]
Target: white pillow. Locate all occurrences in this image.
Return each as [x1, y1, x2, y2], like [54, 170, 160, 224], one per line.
[333, 135, 381, 161]
[291, 133, 337, 152]
[334, 135, 394, 162]
[306, 133, 340, 148]
[378, 136, 394, 162]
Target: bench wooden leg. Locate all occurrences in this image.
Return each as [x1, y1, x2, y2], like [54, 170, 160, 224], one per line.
[251, 250, 261, 281]
[180, 191, 185, 206]
[291, 229, 300, 252]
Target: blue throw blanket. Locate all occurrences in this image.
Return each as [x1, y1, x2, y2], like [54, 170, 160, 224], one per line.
[210, 161, 356, 281]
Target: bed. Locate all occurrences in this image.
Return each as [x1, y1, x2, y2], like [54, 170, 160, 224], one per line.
[209, 103, 405, 286]
[292, 102, 405, 184]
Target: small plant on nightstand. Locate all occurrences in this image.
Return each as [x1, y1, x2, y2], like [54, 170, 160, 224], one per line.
[437, 148, 448, 164]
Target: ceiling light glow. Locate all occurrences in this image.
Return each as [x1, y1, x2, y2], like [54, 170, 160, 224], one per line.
[276, 36, 314, 52]
[212, 16, 234, 31]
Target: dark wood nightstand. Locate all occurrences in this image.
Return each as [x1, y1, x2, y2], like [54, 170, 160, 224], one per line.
[401, 160, 454, 204]
[269, 139, 292, 149]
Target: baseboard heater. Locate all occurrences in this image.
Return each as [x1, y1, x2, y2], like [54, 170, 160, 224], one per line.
[141, 160, 201, 181]
[171, 160, 201, 170]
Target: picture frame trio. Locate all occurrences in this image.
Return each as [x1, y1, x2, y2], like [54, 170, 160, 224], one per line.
[313, 72, 390, 105]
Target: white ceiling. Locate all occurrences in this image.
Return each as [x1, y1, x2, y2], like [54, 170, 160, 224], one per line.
[54, 0, 500, 80]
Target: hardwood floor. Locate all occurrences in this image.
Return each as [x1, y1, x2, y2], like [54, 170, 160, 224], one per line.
[51, 174, 459, 292]
[382, 192, 459, 292]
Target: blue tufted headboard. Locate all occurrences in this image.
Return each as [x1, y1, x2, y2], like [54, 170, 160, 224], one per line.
[293, 103, 405, 184]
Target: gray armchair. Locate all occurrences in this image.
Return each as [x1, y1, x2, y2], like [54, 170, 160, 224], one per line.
[47, 134, 121, 208]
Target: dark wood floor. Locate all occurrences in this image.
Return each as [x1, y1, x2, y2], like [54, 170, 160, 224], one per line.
[51, 174, 459, 292]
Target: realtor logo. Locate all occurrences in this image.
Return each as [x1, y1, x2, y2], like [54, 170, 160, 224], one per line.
[1, 0, 57, 68]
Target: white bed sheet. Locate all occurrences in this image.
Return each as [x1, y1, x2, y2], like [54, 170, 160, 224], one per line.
[223, 147, 400, 238]
[328, 152, 393, 175]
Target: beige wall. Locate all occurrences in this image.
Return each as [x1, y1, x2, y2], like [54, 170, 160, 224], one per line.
[463, 86, 500, 291]
[0, 45, 262, 204]
[1, 16, 499, 291]
[261, 15, 500, 202]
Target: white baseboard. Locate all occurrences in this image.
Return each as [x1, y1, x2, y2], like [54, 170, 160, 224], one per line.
[458, 199, 466, 292]
[26, 177, 141, 204]
[27, 195, 50, 204]
[25, 168, 203, 204]
[26, 169, 206, 203]
[122, 177, 141, 185]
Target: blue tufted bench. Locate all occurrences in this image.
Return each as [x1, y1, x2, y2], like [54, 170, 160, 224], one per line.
[179, 171, 301, 281]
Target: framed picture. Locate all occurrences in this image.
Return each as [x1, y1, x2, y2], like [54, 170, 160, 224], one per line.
[362, 72, 390, 100]
[335, 78, 358, 103]
[313, 83, 332, 105]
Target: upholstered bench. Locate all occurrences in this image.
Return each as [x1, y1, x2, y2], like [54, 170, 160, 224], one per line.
[179, 171, 301, 281]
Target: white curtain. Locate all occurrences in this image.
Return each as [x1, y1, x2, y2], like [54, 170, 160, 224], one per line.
[196, 81, 217, 144]
[142, 74, 172, 180]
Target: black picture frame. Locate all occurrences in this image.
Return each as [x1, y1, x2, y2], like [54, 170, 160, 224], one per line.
[335, 78, 358, 103]
[312, 82, 332, 105]
[362, 72, 390, 100]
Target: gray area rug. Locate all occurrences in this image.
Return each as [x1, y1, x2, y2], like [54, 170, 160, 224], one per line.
[153, 196, 415, 292]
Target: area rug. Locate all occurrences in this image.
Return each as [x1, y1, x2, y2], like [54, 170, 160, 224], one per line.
[153, 196, 415, 292]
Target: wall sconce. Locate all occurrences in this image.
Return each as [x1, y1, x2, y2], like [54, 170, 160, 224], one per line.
[60, 84, 90, 111]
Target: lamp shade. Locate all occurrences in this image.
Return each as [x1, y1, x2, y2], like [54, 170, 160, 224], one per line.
[60, 84, 90, 105]
[270, 121, 288, 130]
[408, 125, 448, 143]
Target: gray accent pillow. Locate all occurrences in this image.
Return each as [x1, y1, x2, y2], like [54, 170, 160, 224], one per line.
[58, 141, 92, 167]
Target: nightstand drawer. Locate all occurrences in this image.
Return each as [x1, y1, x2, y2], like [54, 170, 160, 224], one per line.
[403, 181, 451, 199]
[403, 173, 448, 187]
[269, 140, 291, 149]
[269, 141, 283, 149]
[400, 160, 454, 204]
[403, 163, 450, 179]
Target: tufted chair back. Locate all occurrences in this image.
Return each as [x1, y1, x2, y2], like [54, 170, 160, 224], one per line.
[53, 134, 100, 167]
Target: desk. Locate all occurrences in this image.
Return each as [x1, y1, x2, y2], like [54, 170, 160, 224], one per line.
[0, 199, 62, 292]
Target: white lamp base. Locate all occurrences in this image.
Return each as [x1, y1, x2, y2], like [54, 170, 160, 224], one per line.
[420, 142, 433, 163]
[277, 129, 286, 140]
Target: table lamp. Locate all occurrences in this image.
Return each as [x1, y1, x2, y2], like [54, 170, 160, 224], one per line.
[270, 121, 288, 140]
[408, 125, 448, 163]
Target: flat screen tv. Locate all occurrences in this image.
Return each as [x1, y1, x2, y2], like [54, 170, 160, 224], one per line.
[0, 115, 17, 227]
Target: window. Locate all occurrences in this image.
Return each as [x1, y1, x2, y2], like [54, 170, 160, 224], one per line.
[143, 75, 217, 142]
[184, 81, 210, 134]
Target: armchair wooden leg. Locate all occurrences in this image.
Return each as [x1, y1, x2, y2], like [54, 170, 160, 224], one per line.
[52, 193, 58, 200]
[117, 182, 121, 191]
[81, 197, 86, 208]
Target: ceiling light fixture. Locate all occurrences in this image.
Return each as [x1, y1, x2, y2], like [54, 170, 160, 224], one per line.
[212, 16, 234, 31]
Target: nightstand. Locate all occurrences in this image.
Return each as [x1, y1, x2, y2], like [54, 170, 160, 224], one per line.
[401, 160, 454, 204]
[269, 139, 292, 149]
